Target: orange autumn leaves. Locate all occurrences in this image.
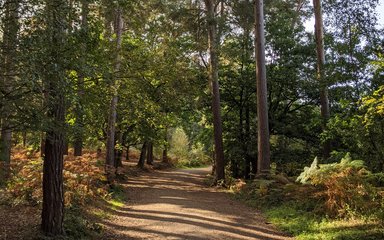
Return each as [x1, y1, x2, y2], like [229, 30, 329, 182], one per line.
[5, 149, 108, 206]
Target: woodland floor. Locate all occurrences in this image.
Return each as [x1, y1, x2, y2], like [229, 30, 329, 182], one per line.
[99, 164, 292, 240]
[0, 159, 292, 240]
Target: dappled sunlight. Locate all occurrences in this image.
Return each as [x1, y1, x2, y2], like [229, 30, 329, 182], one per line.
[101, 167, 292, 240]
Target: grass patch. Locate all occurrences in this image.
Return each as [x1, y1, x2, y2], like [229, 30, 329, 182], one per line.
[91, 208, 111, 219]
[174, 158, 210, 169]
[63, 206, 103, 240]
[231, 174, 384, 240]
[265, 204, 384, 240]
[107, 198, 125, 209]
[106, 184, 126, 210]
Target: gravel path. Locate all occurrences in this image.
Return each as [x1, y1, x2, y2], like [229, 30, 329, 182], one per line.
[101, 167, 293, 240]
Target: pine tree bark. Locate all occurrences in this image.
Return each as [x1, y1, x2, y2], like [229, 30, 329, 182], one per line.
[162, 128, 168, 163]
[313, 0, 331, 159]
[105, 7, 123, 180]
[254, 0, 270, 175]
[146, 142, 154, 165]
[41, 0, 67, 235]
[0, 0, 20, 179]
[63, 139, 69, 155]
[40, 132, 45, 157]
[204, 0, 225, 182]
[137, 142, 147, 168]
[162, 147, 168, 163]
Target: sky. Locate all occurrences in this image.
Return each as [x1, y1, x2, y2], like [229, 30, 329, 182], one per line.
[305, 0, 384, 31]
[378, 0, 384, 27]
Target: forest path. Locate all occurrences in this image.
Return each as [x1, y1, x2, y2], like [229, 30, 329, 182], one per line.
[101, 166, 292, 240]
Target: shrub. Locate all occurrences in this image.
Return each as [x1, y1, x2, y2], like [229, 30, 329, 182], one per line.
[5, 150, 108, 206]
[169, 128, 210, 168]
[297, 154, 381, 218]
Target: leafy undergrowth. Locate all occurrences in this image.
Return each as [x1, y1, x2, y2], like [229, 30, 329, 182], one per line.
[0, 147, 134, 239]
[165, 154, 210, 169]
[3, 148, 109, 207]
[232, 154, 384, 239]
[174, 159, 211, 169]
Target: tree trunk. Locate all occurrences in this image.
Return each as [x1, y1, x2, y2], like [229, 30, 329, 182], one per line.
[137, 142, 147, 168]
[0, 129, 12, 179]
[204, 0, 225, 182]
[0, 0, 20, 179]
[74, 0, 89, 157]
[114, 130, 123, 168]
[238, 91, 245, 178]
[146, 142, 154, 165]
[246, 105, 257, 177]
[42, 118, 65, 235]
[126, 146, 129, 161]
[254, 0, 270, 175]
[73, 131, 83, 156]
[211, 150, 216, 176]
[63, 139, 69, 155]
[41, 0, 67, 235]
[244, 104, 252, 179]
[162, 147, 168, 163]
[40, 132, 45, 157]
[313, 0, 331, 159]
[105, 7, 123, 179]
[162, 129, 168, 163]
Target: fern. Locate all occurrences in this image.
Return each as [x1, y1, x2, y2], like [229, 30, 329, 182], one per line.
[296, 153, 380, 217]
[296, 157, 319, 184]
[297, 153, 366, 185]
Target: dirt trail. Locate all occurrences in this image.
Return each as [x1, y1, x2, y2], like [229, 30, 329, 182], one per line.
[101, 166, 292, 240]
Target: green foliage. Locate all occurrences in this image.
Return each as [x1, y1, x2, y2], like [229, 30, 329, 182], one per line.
[231, 150, 384, 239]
[1, 0, 384, 237]
[270, 134, 318, 176]
[362, 85, 384, 126]
[107, 184, 126, 209]
[266, 204, 384, 240]
[326, 86, 384, 171]
[169, 127, 210, 168]
[169, 127, 190, 159]
[63, 206, 102, 240]
[366, 172, 384, 187]
[265, 204, 317, 237]
[233, 156, 384, 239]
[296, 157, 319, 184]
[296, 154, 381, 218]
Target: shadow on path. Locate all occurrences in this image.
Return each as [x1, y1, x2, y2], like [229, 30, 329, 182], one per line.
[101, 166, 292, 240]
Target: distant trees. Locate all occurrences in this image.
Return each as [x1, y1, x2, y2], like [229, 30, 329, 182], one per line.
[0, 0, 20, 179]
[73, 0, 90, 157]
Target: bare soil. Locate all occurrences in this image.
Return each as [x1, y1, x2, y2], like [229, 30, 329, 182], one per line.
[0, 205, 39, 240]
[100, 166, 293, 240]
